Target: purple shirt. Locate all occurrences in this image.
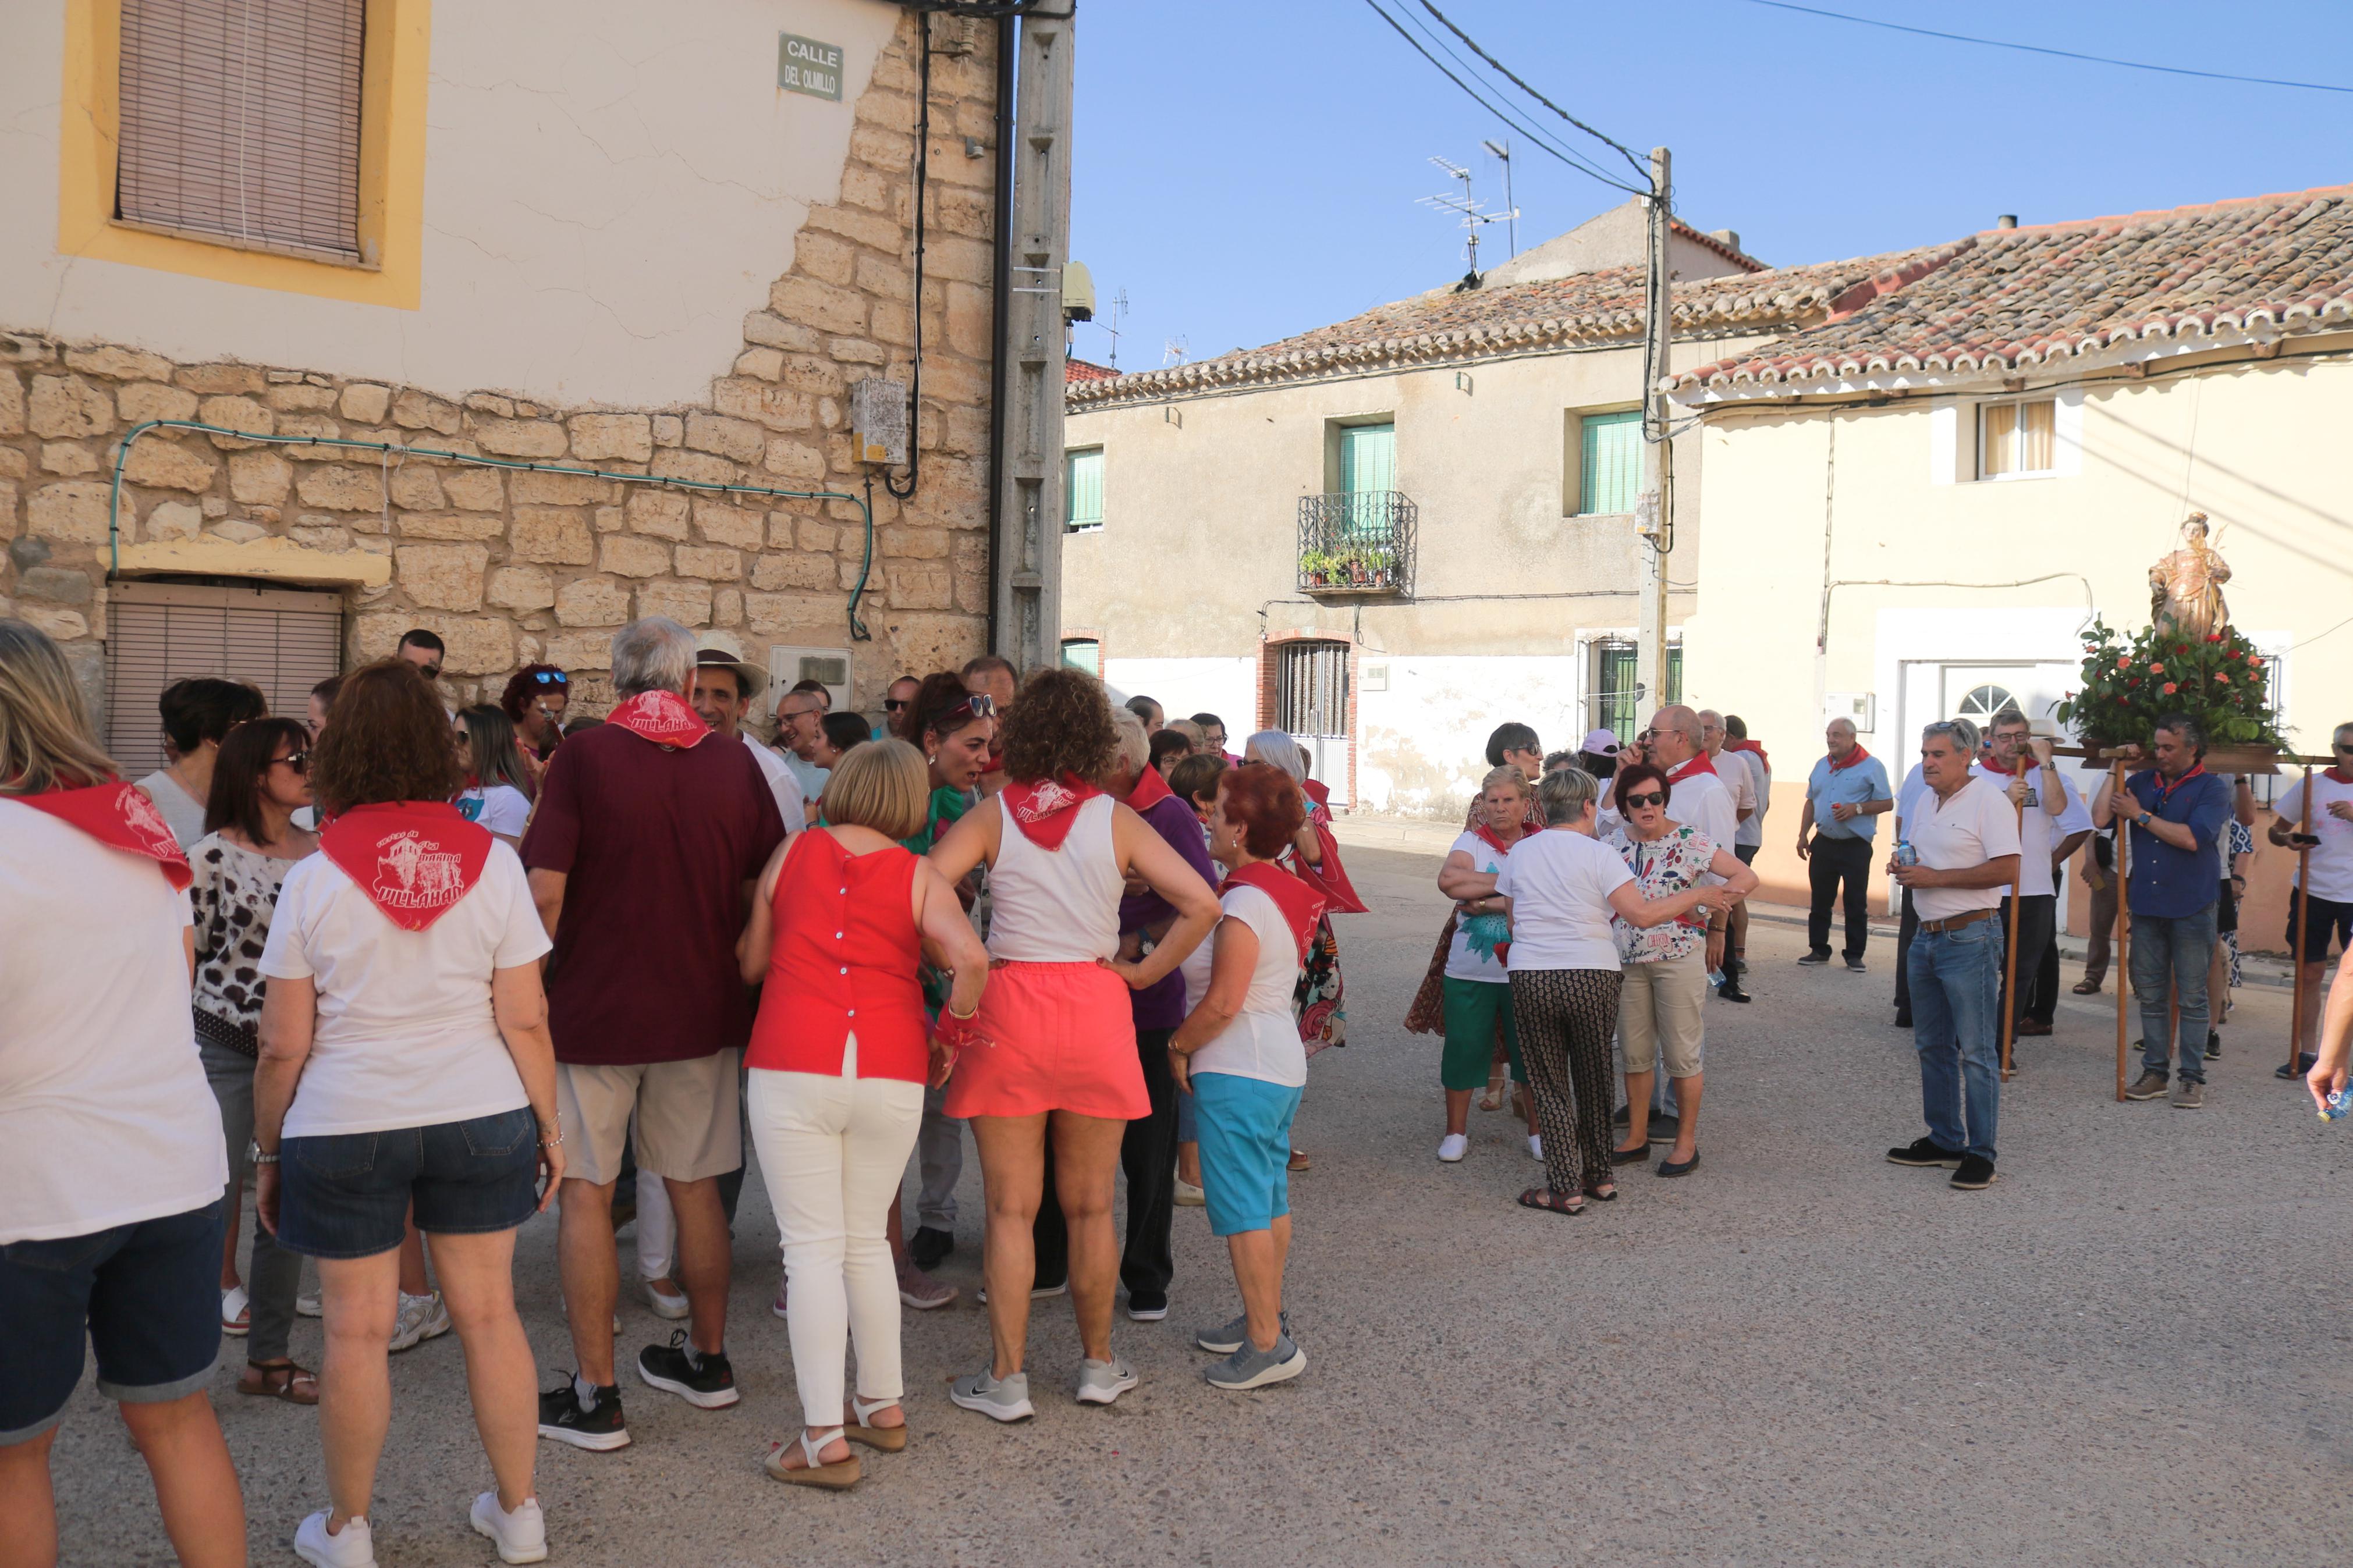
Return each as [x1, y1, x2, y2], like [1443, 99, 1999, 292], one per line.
[1123, 794, 1216, 1031]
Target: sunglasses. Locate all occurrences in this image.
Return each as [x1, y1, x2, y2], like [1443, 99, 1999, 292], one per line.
[948, 692, 997, 721]
[418, 664, 442, 680]
[270, 752, 311, 775]
[883, 698, 910, 712]
[1623, 790, 1666, 808]
[531, 670, 567, 687]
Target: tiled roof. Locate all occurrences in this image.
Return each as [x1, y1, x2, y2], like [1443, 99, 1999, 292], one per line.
[1065, 357, 1119, 383]
[1677, 185, 2353, 392]
[1067, 244, 1966, 407]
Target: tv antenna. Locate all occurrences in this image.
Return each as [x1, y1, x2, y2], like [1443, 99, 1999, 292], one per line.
[1418, 154, 1517, 285]
[1098, 287, 1128, 367]
[1481, 138, 1518, 259]
[1161, 335, 1189, 367]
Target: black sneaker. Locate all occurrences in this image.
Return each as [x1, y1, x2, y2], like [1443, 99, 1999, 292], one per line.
[636, 1330, 740, 1410]
[1797, 951, 1832, 966]
[2275, 1053, 2316, 1081]
[1844, 956, 1868, 973]
[1886, 1136, 1963, 1168]
[1949, 1154, 1997, 1190]
[909, 1224, 955, 1271]
[538, 1378, 630, 1450]
[2204, 1030, 2222, 1062]
[1893, 1009, 1913, 1029]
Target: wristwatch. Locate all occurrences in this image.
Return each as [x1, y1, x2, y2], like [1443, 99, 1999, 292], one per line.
[249, 1140, 279, 1165]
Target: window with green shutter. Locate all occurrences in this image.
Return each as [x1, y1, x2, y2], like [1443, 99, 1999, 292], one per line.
[1060, 638, 1099, 675]
[1336, 422, 1395, 536]
[1578, 410, 1643, 515]
[1065, 446, 1103, 531]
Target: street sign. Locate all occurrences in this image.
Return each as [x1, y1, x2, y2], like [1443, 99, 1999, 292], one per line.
[778, 33, 843, 101]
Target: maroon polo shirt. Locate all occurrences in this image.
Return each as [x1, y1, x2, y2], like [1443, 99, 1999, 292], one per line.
[521, 720, 785, 1066]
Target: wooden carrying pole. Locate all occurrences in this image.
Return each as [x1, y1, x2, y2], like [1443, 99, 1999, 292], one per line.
[2113, 758, 2131, 1101]
[2287, 763, 2315, 1077]
[2000, 754, 2028, 1081]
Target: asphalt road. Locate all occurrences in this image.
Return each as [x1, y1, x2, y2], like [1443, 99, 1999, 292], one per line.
[47, 843, 2353, 1566]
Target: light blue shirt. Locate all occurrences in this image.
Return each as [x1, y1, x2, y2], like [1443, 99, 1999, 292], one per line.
[1806, 751, 1893, 841]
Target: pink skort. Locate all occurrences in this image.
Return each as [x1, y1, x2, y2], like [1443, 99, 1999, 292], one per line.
[942, 959, 1148, 1121]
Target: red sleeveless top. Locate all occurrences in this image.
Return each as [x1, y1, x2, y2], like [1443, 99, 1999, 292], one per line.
[745, 831, 929, 1082]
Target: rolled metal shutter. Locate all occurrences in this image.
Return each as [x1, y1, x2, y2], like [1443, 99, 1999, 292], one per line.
[116, 0, 368, 261]
[105, 580, 344, 774]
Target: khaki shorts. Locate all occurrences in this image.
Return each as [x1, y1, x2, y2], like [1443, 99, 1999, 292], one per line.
[1619, 954, 1708, 1078]
[557, 1050, 742, 1187]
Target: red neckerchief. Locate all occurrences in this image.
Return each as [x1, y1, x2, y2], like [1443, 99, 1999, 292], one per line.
[320, 802, 492, 931]
[2326, 767, 2353, 787]
[2149, 763, 2208, 806]
[1724, 737, 1770, 771]
[1002, 774, 1105, 851]
[1124, 766, 1174, 815]
[1284, 778, 1368, 915]
[1224, 860, 1328, 963]
[1667, 753, 1716, 780]
[1827, 744, 1873, 772]
[605, 690, 709, 749]
[1472, 822, 1525, 859]
[14, 780, 192, 890]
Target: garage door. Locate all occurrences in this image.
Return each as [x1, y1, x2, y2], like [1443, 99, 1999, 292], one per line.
[105, 579, 345, 774]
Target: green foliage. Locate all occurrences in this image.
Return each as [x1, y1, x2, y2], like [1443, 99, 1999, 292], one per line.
[2054, 617, 2283, 751]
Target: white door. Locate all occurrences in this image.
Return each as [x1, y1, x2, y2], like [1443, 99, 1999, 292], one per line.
[1277, 641, 1351, 809]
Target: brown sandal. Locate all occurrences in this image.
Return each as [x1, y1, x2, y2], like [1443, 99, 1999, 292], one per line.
[1516, 1186, 1585, 1216]
[1287, 1149, 1311, 1172]
[237, 1360, 320, 1405]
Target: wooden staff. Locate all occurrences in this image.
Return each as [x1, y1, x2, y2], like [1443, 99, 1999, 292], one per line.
[2000, 753, 2029, 1081]
[2113, 758, 2131, 1102]
[2287, 762, 2315, 1078]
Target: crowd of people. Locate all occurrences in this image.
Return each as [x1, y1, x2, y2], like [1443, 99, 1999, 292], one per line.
[6, 603, 2352, 1565]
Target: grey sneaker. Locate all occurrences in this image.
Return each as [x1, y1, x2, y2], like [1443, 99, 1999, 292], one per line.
[2125, 1071, 2170, 1101]
[947, 1368, 1034, 1423]
[1204, 1334, 1307, 1391]
[2173, 1080, 2206, 1110]
[1195, 1310, 1290, 1356]
[389, 1290, 450, 1353]
[1074, 1357, 1139, 1405]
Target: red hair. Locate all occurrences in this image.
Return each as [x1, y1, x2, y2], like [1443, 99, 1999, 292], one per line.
[1217, 760, 1306, 859]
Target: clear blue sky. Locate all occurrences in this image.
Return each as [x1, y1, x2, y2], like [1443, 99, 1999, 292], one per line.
[1066, 0, 2353, 371]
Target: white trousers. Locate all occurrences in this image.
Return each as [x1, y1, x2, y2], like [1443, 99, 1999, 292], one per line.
[747, 1038, 924, 1424]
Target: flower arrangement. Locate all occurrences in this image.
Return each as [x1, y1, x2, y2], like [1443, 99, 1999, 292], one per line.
[2054, 617, 2283, 751]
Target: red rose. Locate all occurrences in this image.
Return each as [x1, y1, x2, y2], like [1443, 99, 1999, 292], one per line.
[2149, 662, 2165, 674]
[2227, 649, 2242, 660]
[2162, 682, 2178, 694]
[2116, 655, 2131, 668]
[2206, 632, 2223, 642]
[2252, 657, 2266, 669]
[2214, 672, 2231, 685]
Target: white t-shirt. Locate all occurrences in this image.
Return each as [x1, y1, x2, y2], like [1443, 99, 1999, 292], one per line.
[1908, 776, 2024, 922]
[1713, 750, 1757, 826]
[1178, 852, 1225, 1009]
[1494, 829, 1633, 972]
[455, 783, 533, 840]
[1188, 881, 1309, 1089]
[135, 769, 210, 849]
[1444, 830, 1514, 982]
[1970, 762, 2093, 900]
[1731, 750, 1770, 848]
[259, 842, 553, 1138]
[2276, 771, 2353, 902]
[1663, 764, 1737, 883]
[751, 741, 807, 832]
[0, 800, 226, 1243]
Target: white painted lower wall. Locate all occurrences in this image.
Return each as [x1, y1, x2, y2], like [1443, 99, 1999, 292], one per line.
[1102, 657, 1256, 738]
[1360, 655, 1586, 817]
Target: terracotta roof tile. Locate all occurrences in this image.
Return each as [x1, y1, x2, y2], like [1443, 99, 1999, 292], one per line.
[1064, 357, 1119, 383]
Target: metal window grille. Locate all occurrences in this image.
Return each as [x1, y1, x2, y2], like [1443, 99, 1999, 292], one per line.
[1587, 637, 1682, 745]
[104, 581, 343, 774]
[1276, 641, 1348, 739]
[117, 0, 367, 262]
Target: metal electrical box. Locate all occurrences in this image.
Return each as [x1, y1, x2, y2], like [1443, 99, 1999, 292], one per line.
[850, 378, 908, 467]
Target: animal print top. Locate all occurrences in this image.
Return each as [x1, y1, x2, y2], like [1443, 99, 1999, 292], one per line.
[189, 834, 296, 1055]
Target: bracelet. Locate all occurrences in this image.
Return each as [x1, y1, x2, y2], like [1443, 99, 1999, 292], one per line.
[250, 1143, 279, 1165]
[538, 1132, 562, 1148]
[946, 1004, 978, 1021]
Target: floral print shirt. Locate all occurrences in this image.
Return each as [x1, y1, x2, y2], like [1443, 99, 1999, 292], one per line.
[1603, 823, 1716, 964]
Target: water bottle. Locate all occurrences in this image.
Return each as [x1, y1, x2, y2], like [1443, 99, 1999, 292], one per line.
[1896, 840, 1919, 867]
[2322, 1087, 2353, 1123]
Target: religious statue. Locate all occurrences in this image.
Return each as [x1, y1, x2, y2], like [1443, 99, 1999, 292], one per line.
[2149, 512, 2231, 638]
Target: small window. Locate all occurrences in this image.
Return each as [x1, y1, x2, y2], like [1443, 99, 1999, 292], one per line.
[1953, 683, 2015, 724]
[116, 0, 370, 262]
[1587, 637, 1683, 744]
[1578, 410, 1643, 515]
[1276, 640, 1350, 738]
[1978, 398, 2055, 479]
[1060, 638, 1099, 675]
[1337, 422, 1395, 495]
[1064, 447, 1103, 531]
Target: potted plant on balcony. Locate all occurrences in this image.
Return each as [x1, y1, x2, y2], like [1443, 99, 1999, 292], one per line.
[1299, 548, 1337, 588]
[2054, 616, 2283, 770]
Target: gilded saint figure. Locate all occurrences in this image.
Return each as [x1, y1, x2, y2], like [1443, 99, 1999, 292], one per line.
[2149, 512, 2231, 639]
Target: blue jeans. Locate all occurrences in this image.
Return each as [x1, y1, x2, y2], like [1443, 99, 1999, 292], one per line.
[2130, 904, 2217, 1084]
[1907, 919, 2003, 1162]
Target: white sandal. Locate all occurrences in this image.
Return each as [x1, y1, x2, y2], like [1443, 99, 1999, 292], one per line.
[844, 1394, 907, 1453]
[221, 1285, 250, 1337]
[763, 1427, 861, 1489]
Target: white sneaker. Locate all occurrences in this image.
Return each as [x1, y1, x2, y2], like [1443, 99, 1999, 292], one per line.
[296, 1289, 322, 1318]
[221, 1284, 250, 1337]
[1075, 1356, 1140, 1405]
[470, 1492, 548, 1565]
[1436, 1133, 1468, 1163]
[388, 1290, 451, 1353]
[1173, 1178, 1206, 1207]
[644, 1278, 690, 1321]
[1528, 1135, 1543, 1162]
[294, 1510, 376, 1568]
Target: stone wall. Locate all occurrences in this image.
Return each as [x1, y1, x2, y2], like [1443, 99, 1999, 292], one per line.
[0, 9, 997, 719]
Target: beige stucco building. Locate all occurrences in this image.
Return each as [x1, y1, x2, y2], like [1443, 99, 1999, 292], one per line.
[2, 0, 1023, 770]
[1059, 202, 1951, 813]
[1673, 186, 2353, 937]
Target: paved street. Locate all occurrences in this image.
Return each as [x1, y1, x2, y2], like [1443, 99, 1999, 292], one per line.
[51, 843, 2353, 1566]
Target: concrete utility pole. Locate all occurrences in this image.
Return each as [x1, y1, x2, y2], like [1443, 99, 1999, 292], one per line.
[991, 13, 1073, 675]
[1635, 144, 1674, 716]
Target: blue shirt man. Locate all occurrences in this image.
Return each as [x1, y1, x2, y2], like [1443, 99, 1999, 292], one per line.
[2118, 767, 2231, 919]
[1805, 743, 1894, 840]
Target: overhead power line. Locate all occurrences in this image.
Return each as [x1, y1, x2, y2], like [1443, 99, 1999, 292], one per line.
[1412, 1, 1651, 180]
[1738, 0, 2353, 95]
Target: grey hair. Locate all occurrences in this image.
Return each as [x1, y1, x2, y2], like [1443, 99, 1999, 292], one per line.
[1537, 765, 1598, 823]
[1480, 763, 1530, 797]
[1825, 716, 1858, 737]
[611, 617, 698, 698]
[1109, 707, 1151, 778]
[2153, 711, 2206, 758]
[1244, 729, 1307, 781]
[1921, 716, 1981, 755]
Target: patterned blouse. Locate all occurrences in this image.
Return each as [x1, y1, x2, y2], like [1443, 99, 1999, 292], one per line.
[189, 834, 299, 1055]
[1603, 823, 1717, 965]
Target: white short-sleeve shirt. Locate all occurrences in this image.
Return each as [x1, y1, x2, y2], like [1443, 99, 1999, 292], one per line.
[1, 800, 227, 1243]
[1732, 750, 1770, 848]
[2276, 771, 2353, 902]
[455, 783, 533, 840]
[1663, 765, 1737, 883]
[1188, 881, 1308, 1088]
[1444, 830, 1514, 982]
[1970, 762, 2093, 899]
[259, 841, 553, 1138]
[750, 739, 807, 833]
[1909, 776, 2024, 922]
[1495, 828, 1634, 971]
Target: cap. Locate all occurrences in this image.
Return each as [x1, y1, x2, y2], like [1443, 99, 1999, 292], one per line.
[1579, 728, 1621, 756]
[691, 633, 764, 698]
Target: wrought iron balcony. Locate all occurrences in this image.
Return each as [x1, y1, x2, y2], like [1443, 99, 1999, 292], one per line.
[1297, 491, 1415, 596]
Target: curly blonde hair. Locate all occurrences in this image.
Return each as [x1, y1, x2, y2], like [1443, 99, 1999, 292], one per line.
[999, 666, 1119, 784]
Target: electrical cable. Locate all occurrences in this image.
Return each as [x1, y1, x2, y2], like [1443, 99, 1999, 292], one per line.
[885, 22, 932, 502]
[1388, 3, 1637, 193]
[1736, 0, 2353, 94]
[1412, 1, 1651, 179]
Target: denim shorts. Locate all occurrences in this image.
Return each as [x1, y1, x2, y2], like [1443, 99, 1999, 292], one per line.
[0, 1203, 223, 1443]
[1191, 1072, 1302, 1238]
[279, 1107, 541, 1260]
